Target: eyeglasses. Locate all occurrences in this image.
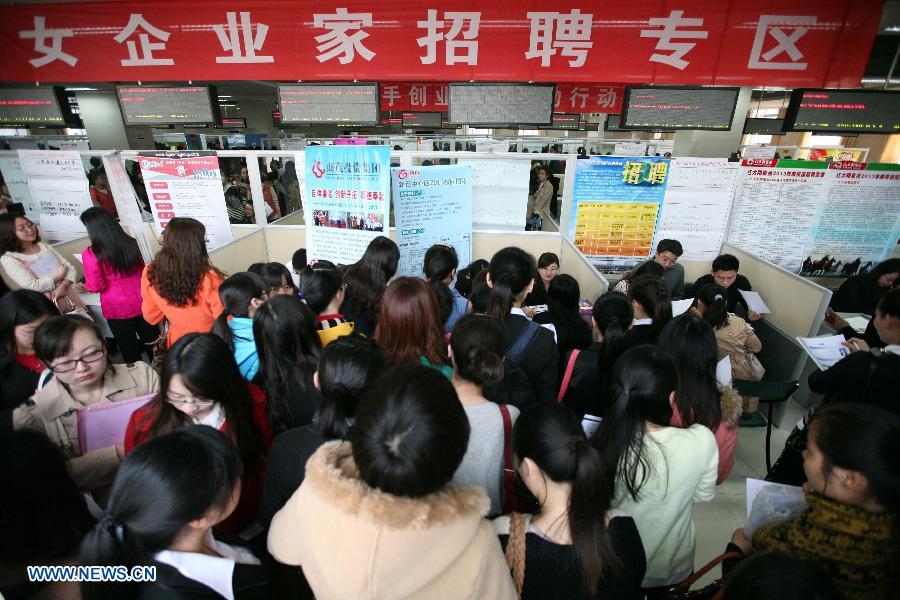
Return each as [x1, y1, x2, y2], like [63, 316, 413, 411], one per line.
[539, 266, 559, 273]
[49, 349, 105, 373]
[15, 222, 36, 232]
[166, 393, 216, 408]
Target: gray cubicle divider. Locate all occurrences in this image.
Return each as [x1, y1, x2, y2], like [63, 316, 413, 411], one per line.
[721, 243, 832, 425]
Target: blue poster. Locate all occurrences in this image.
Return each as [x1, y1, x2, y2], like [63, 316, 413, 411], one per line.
[393, 164, 472, 277]
[305, 145, 391, 265]
[570, 156, 670, 272]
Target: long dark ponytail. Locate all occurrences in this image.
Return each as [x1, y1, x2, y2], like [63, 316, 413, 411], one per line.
[80, 426, 241, 600]
[316, 335, 384, 440]
[629, 274, 672, 336]
[592, 292, 634, 409]
[211, 272, 266, 350]
[695, 283, 729, 329]
[592, 345, 678, 500]
[424, 244, 460, 325]
[80, 207, 143, 275]
[487, 247, 536, 321]
[297, 260, 342, 314]
[513, 403, 620, 594]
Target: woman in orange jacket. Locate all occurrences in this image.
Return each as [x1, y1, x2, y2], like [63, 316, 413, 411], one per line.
[141, 218, 225, 347]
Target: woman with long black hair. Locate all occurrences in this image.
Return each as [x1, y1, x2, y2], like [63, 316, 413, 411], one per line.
[80, 207, 158, 363]
[534, 273, 592, 368]
[81, 426, 272, 599]
[592, 346, 718, 593]
[495, 403, 645, 599]
[339, 236, 400, 337]
[624, 274, 672, 347]
[253, 295, 322, 433]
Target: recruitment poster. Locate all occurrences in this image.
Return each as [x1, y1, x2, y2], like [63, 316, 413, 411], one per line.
[392, 164, 472, 277]
[0, 156, 39, 221]
[305, 145, 391, 265]
[727, 160, 900, 276]
[137, 151, 232, 249]
[654, 159, 740, 262]
[17, 149, 92, 242]
[570, 156, 669, 272]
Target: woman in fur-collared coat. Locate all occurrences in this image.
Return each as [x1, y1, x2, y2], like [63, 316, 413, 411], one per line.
[267, 364, 516, 600]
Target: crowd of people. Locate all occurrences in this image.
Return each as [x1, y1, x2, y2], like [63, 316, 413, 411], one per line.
[0, 216, 898, 600]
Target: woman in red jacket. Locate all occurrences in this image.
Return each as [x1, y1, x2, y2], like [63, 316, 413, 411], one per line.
[125, 333, 272, 534]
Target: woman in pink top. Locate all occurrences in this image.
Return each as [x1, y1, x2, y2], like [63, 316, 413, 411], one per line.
[80, 208, 159, 363]
[658, 314, 743, 484]
[141, 218, 224, 348]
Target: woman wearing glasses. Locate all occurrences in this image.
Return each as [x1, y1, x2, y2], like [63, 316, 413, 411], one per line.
[522, 252, 559, 317]
[124, 333, 272, 534]
[12, 315, 159, 490]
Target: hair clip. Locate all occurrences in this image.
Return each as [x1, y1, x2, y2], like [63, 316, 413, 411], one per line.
[307, 259, 319, 267]
[714, 294, 724, 301]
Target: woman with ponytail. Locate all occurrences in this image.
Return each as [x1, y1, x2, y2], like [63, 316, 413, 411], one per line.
[486, 247, 558, 404]
[211, 272, 268, 381]
[424, 243, 469, 333]
[559, 292, 634, 419]
[624, 274, 672, 348]
[693, 283, 762, 383]
[297, 259, 354, 346]
[728, 403, 899, 600]
[259, 335, 383, 526]
[339, 236, 400, 337]
[449, 314, 519, 517]
[495, 403, 646, 599]
[80, 426, 272, 600]
[592, 346, 718, 592]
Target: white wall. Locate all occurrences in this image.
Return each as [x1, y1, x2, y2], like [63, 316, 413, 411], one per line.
[76, 92, 130, 150]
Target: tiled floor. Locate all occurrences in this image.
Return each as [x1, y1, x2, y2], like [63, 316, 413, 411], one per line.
[690, 399, 807, 586]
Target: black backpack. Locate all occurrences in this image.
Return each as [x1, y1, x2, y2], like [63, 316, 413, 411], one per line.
[485, 321, 540, 412]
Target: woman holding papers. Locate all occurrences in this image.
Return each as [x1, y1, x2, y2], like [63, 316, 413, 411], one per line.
[140, 218, 225, 348]
[658, 314, 744, 484]
[12, 315, 159, 490]
[728, 403, 899, 600]
[124, 333, 272, 534]
[80, 426, 272, 599]
[693, 284, 763, 413]
[0, 214, 88, 315]
[807, 288, 900, 417]
[0, 290, 58, 431]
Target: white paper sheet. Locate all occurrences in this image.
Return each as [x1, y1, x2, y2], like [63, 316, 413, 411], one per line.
[738, 289, 771, 314]
[73, 253, 83, 264]
[746, 478, 804, 519]
[28, 252, 61, 279]
[843, 315, 870, 334]
[672, 298, 694, 317]
[582, 414, 602, 437]
[796, 334, 851, 371]
[716, 356, 733, 387]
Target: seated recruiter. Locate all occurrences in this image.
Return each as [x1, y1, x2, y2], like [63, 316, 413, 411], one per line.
[693, 254, 760, 322]
[650, 239, 685, 300]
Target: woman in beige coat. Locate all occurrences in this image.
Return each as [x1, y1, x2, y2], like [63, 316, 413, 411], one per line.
[268, 364, 516, 600]
[693, 283, 763, 411]
[13, 315, 158, 489]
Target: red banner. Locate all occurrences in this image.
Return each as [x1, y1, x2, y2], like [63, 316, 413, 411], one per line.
[0, 1, 881, 88]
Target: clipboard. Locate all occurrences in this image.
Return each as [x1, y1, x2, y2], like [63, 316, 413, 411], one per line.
[76, 393, 155, 453]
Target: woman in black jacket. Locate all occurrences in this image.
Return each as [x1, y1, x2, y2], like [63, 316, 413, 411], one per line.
[535, 274, 592, 382]
[829, 258, 899, 315]
[0, 290, 58, 431]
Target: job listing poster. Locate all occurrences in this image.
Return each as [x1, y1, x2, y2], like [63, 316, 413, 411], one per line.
[17, 149, 92, 242]
[305, 145, 391, 265]
[392, 164, 472, 277]
[137, 151, 232, 249]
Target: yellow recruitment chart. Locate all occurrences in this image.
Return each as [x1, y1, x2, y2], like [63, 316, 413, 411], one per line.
[570, 156, 670, 272]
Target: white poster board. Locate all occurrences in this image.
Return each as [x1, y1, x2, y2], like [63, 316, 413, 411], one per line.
[613, 142, 647, 156]
[457, 158, 529, 229]
[137, 151, 233, 249]
[742, 146, 777, 160]
[0, 156, 40, 221]
[653, 158, 739, 261]
[17, 149, 92, 242]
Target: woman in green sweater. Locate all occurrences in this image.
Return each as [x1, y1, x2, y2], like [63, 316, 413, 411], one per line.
[729, 403, 899, 600]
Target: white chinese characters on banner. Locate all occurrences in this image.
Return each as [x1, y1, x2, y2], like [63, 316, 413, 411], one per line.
[525, 10, 593, 67]
[417, 10, 480, 65]
[18, 16, 76, 67]
[312, 8, 375, 64]
[640, 10, 709, 70]
[214, 11, 274, 64]
[748, 15, 815, 70]
[114, 13, 174, 66]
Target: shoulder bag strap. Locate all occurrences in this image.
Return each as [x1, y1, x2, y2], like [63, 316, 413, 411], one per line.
[498, 403, 516, 514]
[507, 321, 540, 364]
[557, 349, 581, 403]
[671, 551, 744, 593]
[504, 512, 526, 597]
